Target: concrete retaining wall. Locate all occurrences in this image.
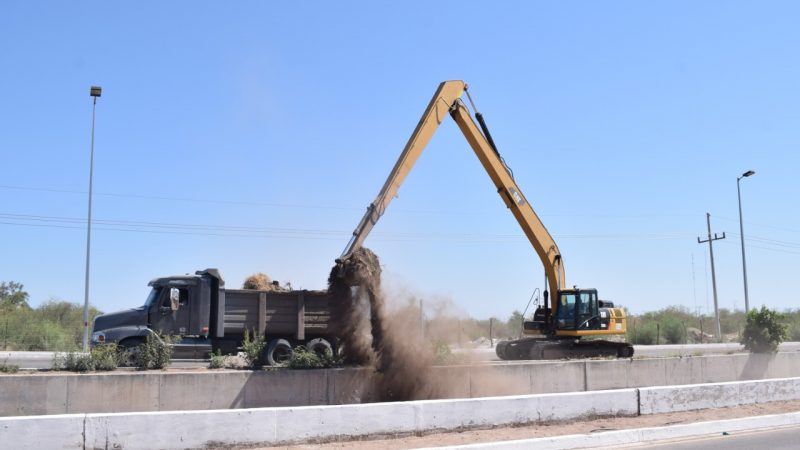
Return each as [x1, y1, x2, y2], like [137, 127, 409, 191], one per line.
[2, 388, 639, 450]
[2, 351, 799, 417]
[639, 376, 800, 414]
[3, 377, 799, 450]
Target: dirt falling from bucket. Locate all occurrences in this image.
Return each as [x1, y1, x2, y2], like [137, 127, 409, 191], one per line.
[328, 248, 438, 402]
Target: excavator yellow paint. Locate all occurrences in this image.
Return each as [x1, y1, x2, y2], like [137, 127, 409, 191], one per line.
[341, 80, 627, 344]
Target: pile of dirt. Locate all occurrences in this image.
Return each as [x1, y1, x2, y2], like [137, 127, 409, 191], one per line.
[328, 248, 437, 402]
[242, 273, 275, 290]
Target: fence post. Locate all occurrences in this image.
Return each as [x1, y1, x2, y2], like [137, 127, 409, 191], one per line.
[700, 319, 704, 344]
[656, 323, 660, 345]
[489, 318, 494, 347]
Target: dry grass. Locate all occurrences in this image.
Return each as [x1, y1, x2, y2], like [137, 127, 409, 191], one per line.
[243, 273, 274, 290]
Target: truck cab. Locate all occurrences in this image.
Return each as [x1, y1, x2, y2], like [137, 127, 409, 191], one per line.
[91, 269, 223, 359]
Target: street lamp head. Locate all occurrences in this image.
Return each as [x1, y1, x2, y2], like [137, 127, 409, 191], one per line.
[90, 86, 102, 97]
[742, 170, 755, 178]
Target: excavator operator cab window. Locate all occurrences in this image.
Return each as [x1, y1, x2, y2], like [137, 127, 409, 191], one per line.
[556, 290, 599, 330]
[556, 293, 577, 329]
[578, 291, 598, 329]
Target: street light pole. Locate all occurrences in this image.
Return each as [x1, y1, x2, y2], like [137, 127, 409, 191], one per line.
[737, 170, 755, 313]
[83, 86, 102, 352]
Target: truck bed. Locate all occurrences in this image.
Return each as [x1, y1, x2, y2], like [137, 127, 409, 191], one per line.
[222, 289, 331, 339]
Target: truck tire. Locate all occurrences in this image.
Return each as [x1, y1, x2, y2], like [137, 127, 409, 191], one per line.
[265, 339, 293, 366]
[495, 341, 509, 360]
[305, 338, 332, 357]
[118, 338, 144, 367]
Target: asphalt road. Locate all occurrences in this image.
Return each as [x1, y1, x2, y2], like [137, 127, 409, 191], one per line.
[4, 342, 800, 369]
[629, 425, 800, 449]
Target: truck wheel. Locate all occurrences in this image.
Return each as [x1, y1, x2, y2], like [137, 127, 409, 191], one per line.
[118, 338, 144, 367]
[495, 341, 509, 360]
[265, 339, 293, 366]
[305, 338, 332, 358]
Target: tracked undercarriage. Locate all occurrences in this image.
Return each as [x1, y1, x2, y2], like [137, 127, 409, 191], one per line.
[495, 337, 634, 360]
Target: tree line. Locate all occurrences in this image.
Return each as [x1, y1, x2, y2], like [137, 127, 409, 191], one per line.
[1, 281, 102, 351]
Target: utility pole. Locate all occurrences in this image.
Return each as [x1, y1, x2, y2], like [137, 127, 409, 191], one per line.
[419, 298, 424, 339]
[697, 213, 725, 343]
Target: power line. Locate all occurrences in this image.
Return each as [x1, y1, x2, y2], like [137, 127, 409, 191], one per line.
[0, 183, 704, 219]
[0, 211, 702, 242]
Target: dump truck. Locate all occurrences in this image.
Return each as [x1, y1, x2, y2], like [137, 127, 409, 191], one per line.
[91, 269, 333, 364]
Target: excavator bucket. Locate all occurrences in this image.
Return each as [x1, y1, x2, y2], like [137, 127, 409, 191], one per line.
[335, 247, 381, 287]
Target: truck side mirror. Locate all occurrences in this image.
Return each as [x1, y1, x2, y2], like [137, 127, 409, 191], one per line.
[169, 288, 180, 311]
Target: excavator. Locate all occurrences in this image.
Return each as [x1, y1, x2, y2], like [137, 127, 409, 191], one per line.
[336, 80, 634, 360]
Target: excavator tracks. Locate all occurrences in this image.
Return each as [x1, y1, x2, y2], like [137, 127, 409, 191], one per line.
[496, 338, 634, 361]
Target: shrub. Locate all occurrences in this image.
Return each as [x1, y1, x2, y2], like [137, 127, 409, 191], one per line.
[788, 323, 800, 342]
[90, 343, 119, 371]
[432, 339, 453, 364]
[740, 306, 788, 353]
[285, 346, 338, 369]
[0, 362, 19, 373]
[632, 322, 658, 345]
[661, 317, 685, 344]
[241, 329, 266, 369]
[52, 352, 95, 372]
[209, 349, 226, 369]
[135, 334, 176, 370]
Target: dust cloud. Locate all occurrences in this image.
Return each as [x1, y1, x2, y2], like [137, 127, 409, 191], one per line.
[329, 248, 443, 401]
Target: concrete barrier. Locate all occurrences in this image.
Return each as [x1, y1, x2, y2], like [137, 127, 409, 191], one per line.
[3, 377, 799, 449]
[639, 376, 800, 414]
[81, 388, 637, 450]
[2, 351, 799, 417]
[0, 413, 84, 449]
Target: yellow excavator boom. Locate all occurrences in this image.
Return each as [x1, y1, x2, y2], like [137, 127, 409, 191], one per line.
[341, 80, 565, 317]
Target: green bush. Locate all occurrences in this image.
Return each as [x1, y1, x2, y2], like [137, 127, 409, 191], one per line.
[285, 346, 338, 369]
[0, 362, 19, 373]
[52, 352, 95, 372]
[661, 317, 685, 344]
[631, 322, 658, 345]
[135, 334, 176, 370]
[90, 343, 119, 371]
[432, 339, 453, 364]
[241, 329, 266, 369]
[740, 306, 788, 353]
[209, 349, 226, 369]
[788, 323, 800, 342]
[0, 296, 102, 352]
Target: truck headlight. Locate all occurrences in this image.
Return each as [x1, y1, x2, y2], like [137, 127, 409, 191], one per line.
[92, 331, 106, 343]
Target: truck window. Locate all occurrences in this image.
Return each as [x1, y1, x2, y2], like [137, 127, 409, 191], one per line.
[162, 287, 189, 309]
[143, 287, 162, 308]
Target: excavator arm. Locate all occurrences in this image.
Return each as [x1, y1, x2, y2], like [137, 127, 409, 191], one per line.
[339, 80, 565, 318]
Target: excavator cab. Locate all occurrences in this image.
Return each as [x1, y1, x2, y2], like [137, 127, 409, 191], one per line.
[523, 288, 627, 337]
[555, 289, 598, 331]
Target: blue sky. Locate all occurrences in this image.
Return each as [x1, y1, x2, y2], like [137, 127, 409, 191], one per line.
[1, 1, 798, 319]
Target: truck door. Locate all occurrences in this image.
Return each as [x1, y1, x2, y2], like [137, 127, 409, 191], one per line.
[151, 286, 194, 357]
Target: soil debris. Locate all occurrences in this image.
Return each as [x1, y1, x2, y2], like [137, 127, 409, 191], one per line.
[243, 273, 275, 291]
[328, 247, 437, 402]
